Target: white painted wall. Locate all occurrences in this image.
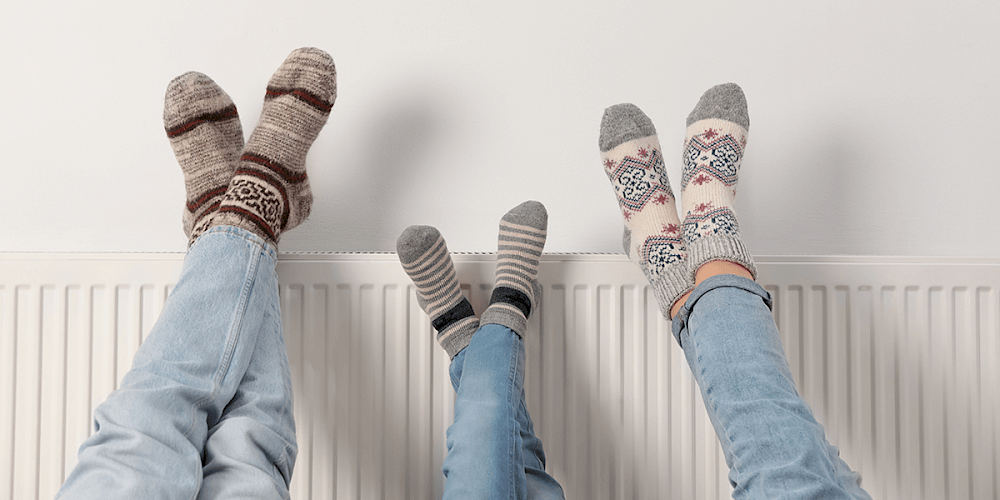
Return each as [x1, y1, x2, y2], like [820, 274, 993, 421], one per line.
[2, 0, 998, 255]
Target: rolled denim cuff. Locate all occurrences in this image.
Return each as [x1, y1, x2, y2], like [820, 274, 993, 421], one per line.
[670, 273, 772, 347]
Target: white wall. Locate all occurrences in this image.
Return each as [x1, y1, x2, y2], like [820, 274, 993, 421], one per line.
[2, 0, 998, 255]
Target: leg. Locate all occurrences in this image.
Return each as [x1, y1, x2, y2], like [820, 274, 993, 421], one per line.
[672, 275, 871, 499]
[197, 281, 297, 500]
[396, 202, 564, 499]
[197, 47, 337, 499]
[444, 324, 564, 500]
[56, 227, 280, 499]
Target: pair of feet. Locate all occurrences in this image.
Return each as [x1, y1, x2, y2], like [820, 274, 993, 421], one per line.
[398, 84, 758, 358]
[396, 201, 549, 358]
[600, 83, 757, 319]
[164, 47, 337, 247]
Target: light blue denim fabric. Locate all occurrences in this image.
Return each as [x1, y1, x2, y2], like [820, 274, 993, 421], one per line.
[672, 274, 872, 499]
[57, 226, 296, 500]
[442, 323, 565, 500]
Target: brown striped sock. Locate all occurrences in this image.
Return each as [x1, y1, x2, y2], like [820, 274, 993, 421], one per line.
[210, 47, 337, 245]
[480, 201, 548, 337]
[397, 225, 479, 359]
[163, 72, 243, 246]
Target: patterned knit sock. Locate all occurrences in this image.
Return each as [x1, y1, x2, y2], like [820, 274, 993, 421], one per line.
[480, 201, 548, 337]
[163, 72, 243, 246]
[680, 83, 757, 279]
[210, 47, 337, 245]
[397, 225, 479, 359]
[600, 103, 693, 318]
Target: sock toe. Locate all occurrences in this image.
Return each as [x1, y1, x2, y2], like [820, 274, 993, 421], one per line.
[502, 200, 548, 231]
[599, 103, 657, 152]
[396, 225, 443, 264]
[685, 83, 749, 129]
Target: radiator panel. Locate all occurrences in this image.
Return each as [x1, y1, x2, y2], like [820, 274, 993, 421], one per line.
[1, 254, 998, 499]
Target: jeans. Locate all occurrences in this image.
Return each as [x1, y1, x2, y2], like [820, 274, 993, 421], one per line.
[57, 226, 296, 500]
[671, 274, 872, 499]
[442, 323, 565, 500]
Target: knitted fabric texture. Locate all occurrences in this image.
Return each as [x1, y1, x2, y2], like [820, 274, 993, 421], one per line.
[680, 83, 757, 280]
[163, 72, 243, 246]
[479, 201, 548, 337]
[397, 225, 479, 359]
[600, 103, 693, 319]
[210, 47, 337, 245]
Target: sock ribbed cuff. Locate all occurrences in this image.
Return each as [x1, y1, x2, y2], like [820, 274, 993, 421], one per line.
[647, 261, 696, 319]
[685, 233, 757, 281]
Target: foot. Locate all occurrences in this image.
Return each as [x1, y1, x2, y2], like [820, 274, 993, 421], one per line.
[397, 225, 479, 358]
[680, 83, 757, 280]
[211, 47, 337, 245]
[163, 72, 243, 246]
[600, 103, 693, 319]
[479, 201, 548, 336]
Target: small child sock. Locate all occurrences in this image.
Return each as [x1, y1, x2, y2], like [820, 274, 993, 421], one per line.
[397, 225, 479, 359]
[480, 201, 548, 337]
[680, 83, 757, 279]
[211, 47, 337, 245]
[163, 72, 243, 246]
[599, 103, 692, 318]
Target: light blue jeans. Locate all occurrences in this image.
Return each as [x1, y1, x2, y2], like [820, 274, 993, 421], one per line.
[672, 274, 872, 499]
[442, 323, 565, 500]
[57, 226, 296, 500]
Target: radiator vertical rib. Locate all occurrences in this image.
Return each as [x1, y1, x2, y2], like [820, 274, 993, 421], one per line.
[1, 254, 998, 499]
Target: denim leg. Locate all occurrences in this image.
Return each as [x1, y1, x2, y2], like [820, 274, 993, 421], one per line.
[198, 274, 297, 500]
[443, 323, 565, 500]
[57, 226, 280, 500]
[671, 274, 872, 500]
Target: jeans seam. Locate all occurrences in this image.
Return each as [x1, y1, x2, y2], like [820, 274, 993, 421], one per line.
[184, 236, 265, 440]
[507, 334, 521, 500]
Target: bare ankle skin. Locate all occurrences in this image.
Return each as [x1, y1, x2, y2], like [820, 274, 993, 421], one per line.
[669, 260, 754, 319]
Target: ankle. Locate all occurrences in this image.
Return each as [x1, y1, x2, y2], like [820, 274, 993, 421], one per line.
[694, 260, 754, 285]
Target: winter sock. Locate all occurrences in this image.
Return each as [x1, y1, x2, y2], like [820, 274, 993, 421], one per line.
[210, 47, 337, 245]
[163, 72, 243, 246]
[600, 103, 692, 318]
[680, 83, 757, 279]
[480, 201, 548, 337]
[397, 225, 479, 359]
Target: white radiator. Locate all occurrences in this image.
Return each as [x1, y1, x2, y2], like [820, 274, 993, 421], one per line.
[1, 254, 998, 500]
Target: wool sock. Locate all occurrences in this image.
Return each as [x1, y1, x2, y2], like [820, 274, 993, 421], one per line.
[163, 72, 243, 245]
[210, 47, 337, 245]
[680, 83, 757, 279]
[397, 225, 479, 359]
[480, 201, 548, 337]
[600, 103, 692, 318]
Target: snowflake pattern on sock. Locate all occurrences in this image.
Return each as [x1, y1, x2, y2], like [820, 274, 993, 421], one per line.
[605, 147, 673, 213]
[640, 234, 686, 275]
[681, 128, 744, 189]
[683, 206, 740, 243]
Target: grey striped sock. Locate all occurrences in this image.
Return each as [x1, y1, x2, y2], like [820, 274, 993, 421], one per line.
[396, 225, 479, 359]
[480, 201, 547, 337]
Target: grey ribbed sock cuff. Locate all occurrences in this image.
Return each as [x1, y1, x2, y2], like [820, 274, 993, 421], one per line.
[646, 264, 695, 320]
[686, 234, 758, 281]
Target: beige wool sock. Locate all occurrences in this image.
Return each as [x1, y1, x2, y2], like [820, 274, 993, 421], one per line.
[211, 47, 337, 245]
[163, 72, 243, 246]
